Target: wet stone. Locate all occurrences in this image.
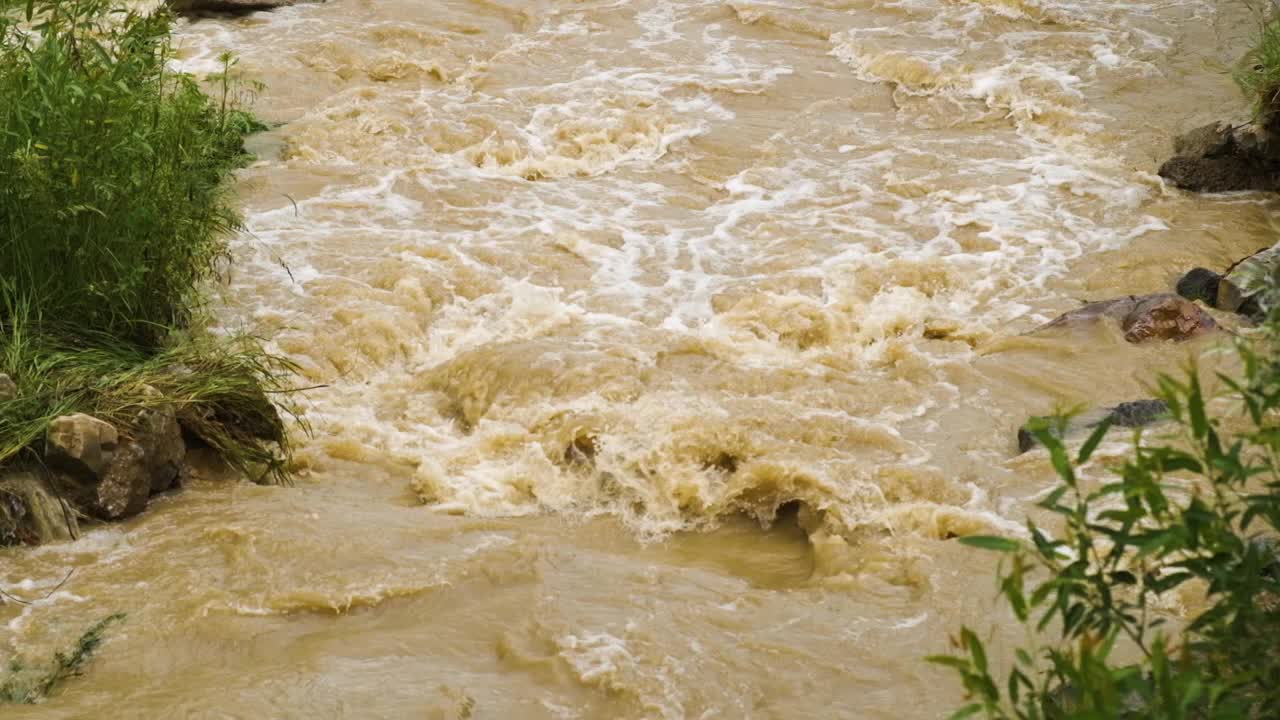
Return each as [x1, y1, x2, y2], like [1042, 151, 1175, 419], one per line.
[91, 442, 153, 521]
[166, 0, 298, 15]
[1017, 400, 1170, 454]
[1159, 121, 1280, 193]
[135, 385, 187, 495]
[46, 413, 119, 479]
[1032, 294, 1215, 344]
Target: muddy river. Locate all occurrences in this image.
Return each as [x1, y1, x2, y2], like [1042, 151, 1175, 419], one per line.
[4, 0, 1278, 717]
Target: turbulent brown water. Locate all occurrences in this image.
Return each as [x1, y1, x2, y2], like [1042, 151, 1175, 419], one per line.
[4, 0, 1280, 717]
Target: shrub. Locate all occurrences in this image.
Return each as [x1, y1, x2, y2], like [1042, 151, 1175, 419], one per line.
[930, 269, 1280, 716]
[1235, 3, 1280, 126]
[0, 0, 256, 346]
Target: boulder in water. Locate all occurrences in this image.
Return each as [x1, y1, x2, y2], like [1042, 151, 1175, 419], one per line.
[1033, 293, 1215, 344]
[1119, 294, 1217, 343]
[89, 442, 154, 520]
[1017, 399, 1170, 454]
[1158, 121, 1280, 193]
[166, 0, 298, 15]
[1177, 244, 1280, 320]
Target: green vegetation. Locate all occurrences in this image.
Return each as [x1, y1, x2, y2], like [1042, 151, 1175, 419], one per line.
[0, 1, 295, 481]
[0, 614, 124, 703]
[0, 1, 290, 704]
[1, 0, 254, 343]
[931, 265, 1280, 716]
[1235, 3, 1280, 125]
[1, 310, 294, 482]
[933, 13, 1280, 717]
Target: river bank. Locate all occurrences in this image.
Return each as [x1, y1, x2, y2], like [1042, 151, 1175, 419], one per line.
[0, 0, 295, 664]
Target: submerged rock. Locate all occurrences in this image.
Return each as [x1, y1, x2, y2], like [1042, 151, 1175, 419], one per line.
[166, 0, 298, 14]
[0, 472, 78, 546]
[1158, 121, 1280, 193]
[1033, 293, 1215, 344]
[1017, 399, 1170, 454]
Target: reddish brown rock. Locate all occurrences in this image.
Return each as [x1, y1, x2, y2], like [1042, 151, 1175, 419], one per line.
[1120, 294, 1217, 343]
[1034, 293, 1216, 344]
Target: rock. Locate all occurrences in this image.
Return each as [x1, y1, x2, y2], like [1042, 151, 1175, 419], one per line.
[90, 442, 153, 520]
[1173, 121, 1235, 158]
[0, 374, 15, 402]
[1218, 244, 1280, 316]
[1158, 155, 1280, 193]
[1120, 294, 1217, 343]
[1033, 294, 1215, 344]
[1107, 399, 1170, 427]
[0, 472, 78, 546]
[50, 440, 154, 521]
[134, 386, 186, 495]
[1176, 245, 1280, 320]
[1018, 399, 1169, 454]
[1159, 122, 1280, 193]
[166, 0, 297, 14]
[46, 413, 119, 479]
[44, 403, 186, 521]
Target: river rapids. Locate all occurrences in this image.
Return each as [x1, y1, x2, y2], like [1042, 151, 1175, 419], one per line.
[3, 0, 1278, 717]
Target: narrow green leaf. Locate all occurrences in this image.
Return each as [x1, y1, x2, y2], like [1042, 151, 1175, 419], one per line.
[958, 535, 1021, 553]
[1077, 416, 1113, 464]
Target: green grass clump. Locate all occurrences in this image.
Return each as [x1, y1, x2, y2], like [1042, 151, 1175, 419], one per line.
[1, 310, 297, 484]
[0, 0, 257, 346]
[0, 614, 124, 704]
[1235, 5, 1280, 127]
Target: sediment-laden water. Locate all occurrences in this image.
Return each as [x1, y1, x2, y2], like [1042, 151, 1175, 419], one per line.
[3, 1, 1278, 717]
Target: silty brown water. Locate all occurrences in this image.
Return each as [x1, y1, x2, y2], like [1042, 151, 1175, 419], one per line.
[2, 0, 1278, 717]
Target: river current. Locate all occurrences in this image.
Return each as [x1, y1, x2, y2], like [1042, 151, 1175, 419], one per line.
[3, 0, 1278, 717]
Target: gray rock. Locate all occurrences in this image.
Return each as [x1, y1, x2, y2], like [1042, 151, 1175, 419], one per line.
[0, 374, 15, 402]
[1107, 399, 1170, 427]
[44, 404, 185, 521]
[1173, 121, 1235, 158]
[0, 472, 78, 546]
[1158, 155, 1280, 193]
[134, 386, 186, 495]
[90, 442, 152, 520]
[46, 413, 119, 479]
[1218, 244, 1280, 315]
[1017, 399, 1170, 454]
